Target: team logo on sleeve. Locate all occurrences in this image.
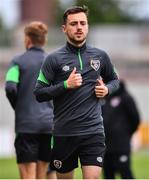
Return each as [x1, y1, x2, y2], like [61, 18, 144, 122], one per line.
[54, 160, 62, 169]
[90, 59, 100, 71]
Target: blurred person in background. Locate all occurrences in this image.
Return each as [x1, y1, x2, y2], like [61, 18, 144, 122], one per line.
[5, 21, 56, 179]
[102, 80, 140, 179]
[34, 6, 119, 179]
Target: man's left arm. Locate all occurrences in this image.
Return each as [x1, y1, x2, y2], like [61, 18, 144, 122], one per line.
[5, 61, 19, 109]
[124, 94, 141, 135]
[95, 51, 119, 98]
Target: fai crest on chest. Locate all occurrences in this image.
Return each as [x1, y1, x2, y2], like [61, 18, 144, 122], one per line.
[90, 59, 100, 71]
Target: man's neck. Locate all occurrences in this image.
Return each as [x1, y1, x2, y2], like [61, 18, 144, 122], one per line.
[27, 44, 34, 49]
[67, 39, 86, 48]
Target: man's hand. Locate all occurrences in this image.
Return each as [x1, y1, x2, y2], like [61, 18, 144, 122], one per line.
[95, 79, 108, 98]
[66, 67, 82, 89]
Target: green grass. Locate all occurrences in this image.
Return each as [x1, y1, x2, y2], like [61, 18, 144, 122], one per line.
[0, 150, 148, 179]
[132, 150, 149, 179]
[0, 157, 19, 179]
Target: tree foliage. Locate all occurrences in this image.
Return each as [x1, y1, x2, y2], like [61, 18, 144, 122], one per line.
[53, 0, 137, 26]
[75, 0, 135, 24]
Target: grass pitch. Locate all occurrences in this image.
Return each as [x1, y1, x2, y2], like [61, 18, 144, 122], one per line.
[0, 150, 148, 179]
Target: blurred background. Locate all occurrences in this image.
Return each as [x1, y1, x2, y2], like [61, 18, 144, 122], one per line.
[0, 0, 149, 178]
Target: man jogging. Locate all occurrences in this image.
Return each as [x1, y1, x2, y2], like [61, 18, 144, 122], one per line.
[34, 6, 119, 179]
[5, 21, 55, 179]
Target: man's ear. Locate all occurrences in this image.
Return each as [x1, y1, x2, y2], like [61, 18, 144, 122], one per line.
[24, 35, 32, 49]
[62, 25, 66, 33]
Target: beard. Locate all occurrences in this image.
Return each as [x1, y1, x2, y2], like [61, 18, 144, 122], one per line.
[68, 34, 86, 45]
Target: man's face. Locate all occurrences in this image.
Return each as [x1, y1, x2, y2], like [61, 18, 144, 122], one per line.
[62, 12, 88, 45]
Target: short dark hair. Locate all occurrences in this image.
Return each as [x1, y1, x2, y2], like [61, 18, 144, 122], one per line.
[63, 5, 89, 24]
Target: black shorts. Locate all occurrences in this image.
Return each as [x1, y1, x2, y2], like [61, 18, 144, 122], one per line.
[50, 133, 106, 173]
[15, 133, 52, 163]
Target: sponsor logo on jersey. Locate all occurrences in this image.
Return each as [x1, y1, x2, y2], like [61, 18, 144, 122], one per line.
[54, 160, 62, 169]
[62, 65, 70, 71]
[97, 156, 103, 163]
[90, 59, 100, 71]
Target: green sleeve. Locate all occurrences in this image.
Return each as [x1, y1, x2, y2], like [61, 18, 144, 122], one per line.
[5, 65, 20, 83]
[37, 70, 49, 85]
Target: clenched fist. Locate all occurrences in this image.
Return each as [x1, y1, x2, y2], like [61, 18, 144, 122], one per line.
[66, 67, 83, 89]
[95, 79, 108, 98]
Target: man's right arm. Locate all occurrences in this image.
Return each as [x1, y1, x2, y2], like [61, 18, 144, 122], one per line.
[34, 59, 82, 102]
[34, 54, 68, 102]
[34, 77, 67, 102]
[34, 55, 66, 102]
